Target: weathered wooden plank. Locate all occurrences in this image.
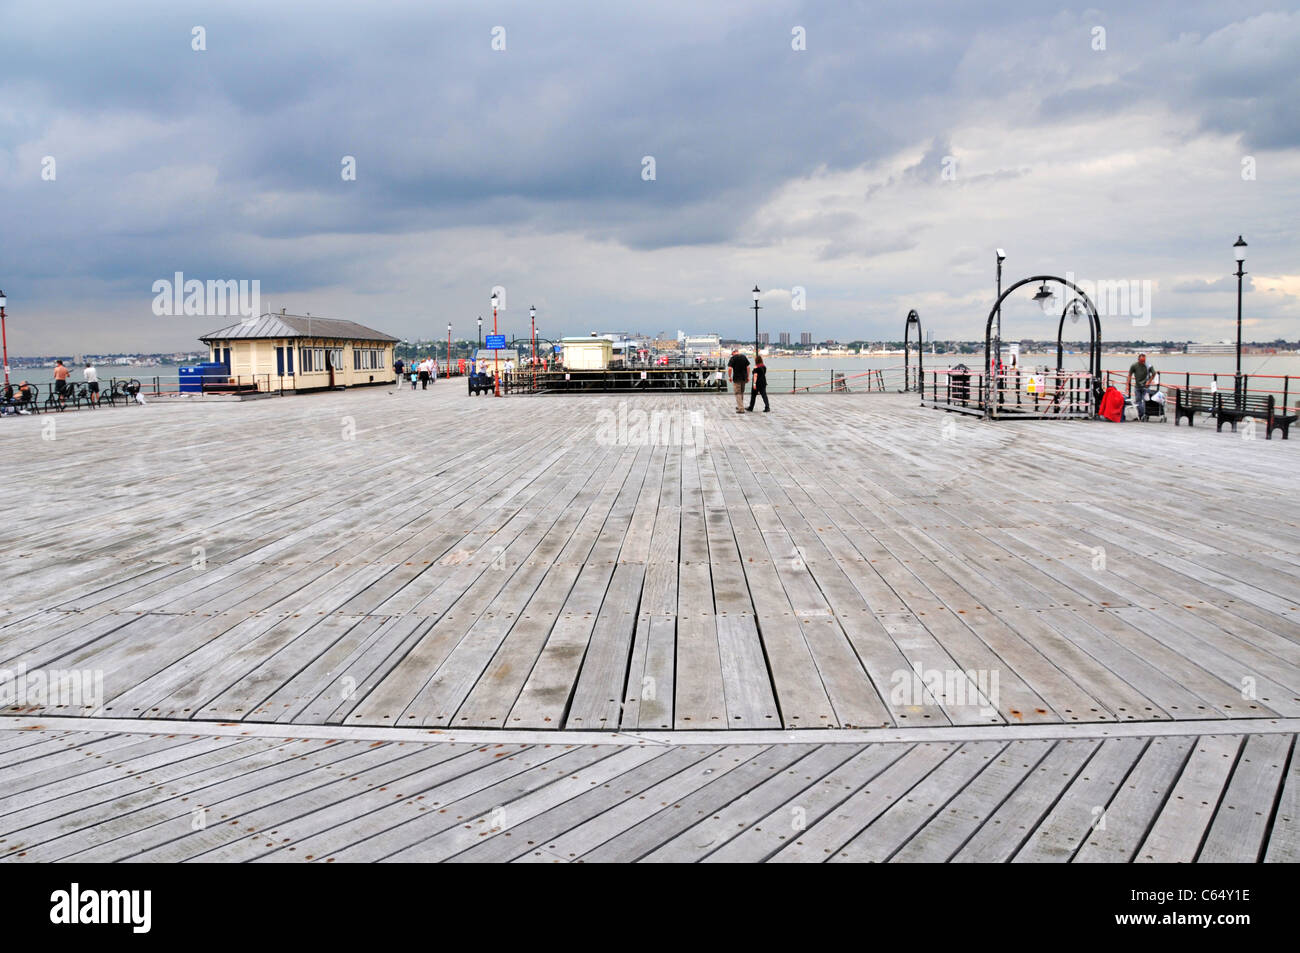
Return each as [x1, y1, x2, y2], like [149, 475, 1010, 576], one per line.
[1074, 736, 1195, 863]
[952, 739, 1101, 862]
[890, 739, 1056, 862]
[1198, 733, 1292, 862]
[1012, 737, 1148, 862]
[1136, 734, 1242, 863]
[832, 741, 1006, 862]
[769, 742, 957, 862]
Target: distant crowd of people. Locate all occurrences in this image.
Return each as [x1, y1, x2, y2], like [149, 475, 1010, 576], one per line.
[393, 357, 442, 390]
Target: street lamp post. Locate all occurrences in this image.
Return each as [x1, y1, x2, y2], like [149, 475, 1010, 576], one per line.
[1234, 235, 1247, 405]
[752, 286, 761, 356]
[447, 322, 452, 377]
[994, 249, 1005, 370]
[491, 293, 501, 396]
[530, 305, 537, 378]
[0, 290, 9, 387]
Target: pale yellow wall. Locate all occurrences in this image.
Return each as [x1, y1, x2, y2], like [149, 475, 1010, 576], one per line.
[563, 340, 613, 370]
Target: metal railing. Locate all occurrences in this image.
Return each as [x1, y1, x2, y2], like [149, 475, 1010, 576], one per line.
[921, 367, 1095, 419]
[1102, 368, 1295, 416]
[501, 363, 914, 395]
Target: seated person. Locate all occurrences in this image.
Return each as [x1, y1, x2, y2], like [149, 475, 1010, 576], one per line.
[4, 381, 35, 414]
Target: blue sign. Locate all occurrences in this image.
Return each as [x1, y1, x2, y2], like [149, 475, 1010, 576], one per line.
[553, 344, 563, 353]
[485, 334, 506, 350]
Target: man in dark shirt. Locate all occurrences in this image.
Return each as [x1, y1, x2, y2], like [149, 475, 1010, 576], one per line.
[747, 354, 770, 412]
[1125, 353, 1155, 421]
[726, 349, 750, 414]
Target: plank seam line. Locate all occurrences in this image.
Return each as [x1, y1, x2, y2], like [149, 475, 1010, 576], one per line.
[3, 715, 1300, 746]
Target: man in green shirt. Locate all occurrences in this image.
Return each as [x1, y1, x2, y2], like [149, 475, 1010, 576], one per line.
[1125, 353, 1155, 421]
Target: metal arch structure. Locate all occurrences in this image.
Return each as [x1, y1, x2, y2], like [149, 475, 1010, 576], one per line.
[903, 309, 923, 393]
[1054, 297, 1100, 379]
[983, 275, 1102, 417]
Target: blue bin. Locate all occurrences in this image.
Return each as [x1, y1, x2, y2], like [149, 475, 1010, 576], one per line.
[179, 363, 229, 393]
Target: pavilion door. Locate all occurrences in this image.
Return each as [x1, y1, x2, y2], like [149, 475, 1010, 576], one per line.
[326, 349, 335, 387]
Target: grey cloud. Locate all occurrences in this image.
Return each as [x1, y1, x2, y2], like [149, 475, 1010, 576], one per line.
[1, 0, 1299, 349]
[1173, 275, 1256, 293]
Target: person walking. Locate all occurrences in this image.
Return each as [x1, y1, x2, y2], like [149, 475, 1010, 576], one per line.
[747, 354, 770, 412]
[393, 356, 405, 387]
[418, 357, 431, 390]
[1124, 353, 1155, 421]
[83, 361, 100, 406]
[726, 348, 750, 414]
[52, 359, 70, 408]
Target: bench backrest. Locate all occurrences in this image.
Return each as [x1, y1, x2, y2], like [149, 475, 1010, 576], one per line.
[1176, 386, 1212, 410]
[1214, 392, 1274, 415]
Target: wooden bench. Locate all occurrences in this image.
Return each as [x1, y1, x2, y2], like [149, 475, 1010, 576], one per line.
[1174, 386, 1216, 427]
[1214, 392, 1296, 440]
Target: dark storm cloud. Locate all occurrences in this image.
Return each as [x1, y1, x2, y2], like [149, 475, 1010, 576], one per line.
[1, 0, 1298, 349]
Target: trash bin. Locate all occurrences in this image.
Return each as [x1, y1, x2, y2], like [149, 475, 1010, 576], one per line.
[179, 362, 228, 393]
[950, 363, 970, 402]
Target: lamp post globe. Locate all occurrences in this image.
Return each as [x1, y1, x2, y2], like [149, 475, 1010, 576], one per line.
[1032, 281, 1056, 315]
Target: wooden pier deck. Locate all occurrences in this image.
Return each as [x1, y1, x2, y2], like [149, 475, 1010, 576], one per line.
[1, 385, 1297, 861]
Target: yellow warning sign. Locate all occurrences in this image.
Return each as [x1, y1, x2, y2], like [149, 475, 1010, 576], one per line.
[1025, 375, 1038, 394]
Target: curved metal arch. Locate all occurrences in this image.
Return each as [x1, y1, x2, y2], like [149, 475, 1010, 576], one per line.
[1054, 297, 1100, 378]
[983, 275, 1103, 416]
[903, 310, 923, 393]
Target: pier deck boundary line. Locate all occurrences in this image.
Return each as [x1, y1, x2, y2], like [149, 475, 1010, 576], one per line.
[4, 714, 1299, 747]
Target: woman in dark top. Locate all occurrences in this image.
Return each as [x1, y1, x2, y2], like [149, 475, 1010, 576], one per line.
[747, 354, 769, 412]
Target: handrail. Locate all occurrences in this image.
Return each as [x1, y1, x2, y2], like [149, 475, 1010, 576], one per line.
[1101, 367, 1294, 414]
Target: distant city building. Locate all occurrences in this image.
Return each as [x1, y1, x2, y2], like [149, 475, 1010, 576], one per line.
[824, 338, 837, 346]
[778, 332, 791, 346]
[1185, 342, 1235, 354]
[800, 332, 812, 345]
[758, 332, 770, 346]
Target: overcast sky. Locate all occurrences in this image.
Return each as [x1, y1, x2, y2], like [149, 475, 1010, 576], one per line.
[2, 0, 1299, 353]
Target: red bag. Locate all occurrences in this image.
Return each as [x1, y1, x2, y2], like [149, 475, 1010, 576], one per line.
[1098, 385, 1124, 422]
